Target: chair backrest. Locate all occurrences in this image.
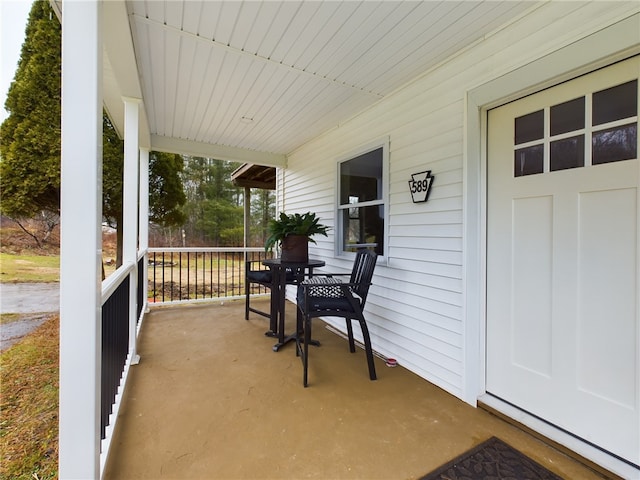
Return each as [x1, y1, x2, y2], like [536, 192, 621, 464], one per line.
[349, 249, 378, 307]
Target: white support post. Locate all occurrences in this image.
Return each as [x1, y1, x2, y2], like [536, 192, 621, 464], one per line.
[123, 98, 140, 364]
[139, 147, 150, 315]
[244, 186, 250, 262]
[59, 1, 102, 478]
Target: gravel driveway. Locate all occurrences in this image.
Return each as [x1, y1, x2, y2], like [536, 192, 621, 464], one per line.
[0, 282, 59, 351]
[0, 282, 59, 314]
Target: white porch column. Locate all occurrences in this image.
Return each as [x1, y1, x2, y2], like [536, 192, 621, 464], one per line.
[59, 1, 102, 478]
[139, 147, 150, 315]
[123, 98, 140, 361]
[244, 186, 250, 260]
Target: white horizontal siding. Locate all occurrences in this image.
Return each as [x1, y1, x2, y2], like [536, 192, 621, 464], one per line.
[281, 2, 640, 400]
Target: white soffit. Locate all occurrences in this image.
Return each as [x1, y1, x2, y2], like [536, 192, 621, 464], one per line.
[122, 0, 538, 159]
[103, 0, 151, 149]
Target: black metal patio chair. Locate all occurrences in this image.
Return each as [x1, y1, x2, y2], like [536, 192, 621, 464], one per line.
[295, 249, 378, 387]
[245, 260, 273, 321]
[245, 260, 297, 326]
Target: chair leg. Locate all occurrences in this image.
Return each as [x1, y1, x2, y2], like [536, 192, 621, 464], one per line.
[358, 318, 377, 381]
[295, 309, 302, 358]
[303, 316, 311, 387]
[245, 281, 250, 320]
[346, 319, 356, 353]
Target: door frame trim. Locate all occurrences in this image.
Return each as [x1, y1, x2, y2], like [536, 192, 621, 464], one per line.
[462, 13, 640, 478]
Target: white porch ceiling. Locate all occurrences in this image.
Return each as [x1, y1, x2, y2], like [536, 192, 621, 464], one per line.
[104, 1, 538, 165]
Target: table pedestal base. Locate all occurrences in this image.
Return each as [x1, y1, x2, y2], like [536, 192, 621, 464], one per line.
[274, 334, 319, 352]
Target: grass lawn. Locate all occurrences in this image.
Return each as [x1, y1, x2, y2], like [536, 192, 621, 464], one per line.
[1, 230, 60, 478]
[0, 315, 59, 479]
[0, 313, 23, 325]
[0, 253, 59, 283]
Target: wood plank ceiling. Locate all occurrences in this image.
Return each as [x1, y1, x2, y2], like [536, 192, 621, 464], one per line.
[125, 1, 536, 160]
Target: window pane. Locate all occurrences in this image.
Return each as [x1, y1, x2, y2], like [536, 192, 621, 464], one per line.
[515, 110, 544, 144]
[342, 206, 384, 255]
[340, 148, 383, 204]
[550, 135, 584, 171]
[514, 145, 544, 177]
[593, 123, 637, 165]
[592, 80, 637, 126]
[550, 97, 584, 136]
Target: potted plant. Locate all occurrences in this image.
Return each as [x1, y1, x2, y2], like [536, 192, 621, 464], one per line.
[265, 211, 330, 262]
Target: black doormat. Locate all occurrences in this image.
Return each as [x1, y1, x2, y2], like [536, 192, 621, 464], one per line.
[420, 436, 564, 480]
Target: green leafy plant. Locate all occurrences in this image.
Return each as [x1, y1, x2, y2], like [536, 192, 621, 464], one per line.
[264, 211, 330, 252]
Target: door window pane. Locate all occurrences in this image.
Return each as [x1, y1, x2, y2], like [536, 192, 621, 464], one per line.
[550, 97, 585, 136]
[515, 110, 544, 144]
[593, 123, 638, 165]
[514, 145, 544, 177]
[550, 135, 585, 171]
[509, 69, 637, 177]
[592, 80, 637, 126]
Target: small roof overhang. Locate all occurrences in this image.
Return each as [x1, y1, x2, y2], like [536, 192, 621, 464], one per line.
[231, 164, 276, 190]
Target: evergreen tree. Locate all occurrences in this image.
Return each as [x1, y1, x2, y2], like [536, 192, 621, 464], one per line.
[0, 0, 186, 252]
[1, 1, 272, 250]
[180, 157, 245, 246]
[181, 156, 211, 242]
[103, 114, 124, 230]
[199, 159, 243, 246]
[103, 114, 186, 265]
[249, 187, 275, 246]
[149, 151, 187, 229]
[0, 0, 61, 246]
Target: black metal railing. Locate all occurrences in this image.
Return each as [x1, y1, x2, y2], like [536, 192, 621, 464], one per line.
[98, 248, 271, 445]
[101, 271, 130, 440]
[136, 256, 144, 323]
[148, 247, 272, 303]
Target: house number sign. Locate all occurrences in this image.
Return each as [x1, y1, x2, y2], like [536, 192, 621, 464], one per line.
[408, 170, 434, 203]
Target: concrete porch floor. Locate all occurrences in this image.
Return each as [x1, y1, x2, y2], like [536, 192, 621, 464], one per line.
[103, 299, 610, 480]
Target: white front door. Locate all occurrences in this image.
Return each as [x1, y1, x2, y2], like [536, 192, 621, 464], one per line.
[486, 56, 639, 466]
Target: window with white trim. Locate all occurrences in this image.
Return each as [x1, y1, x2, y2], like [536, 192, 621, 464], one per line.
[337, 142, 388, 256]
